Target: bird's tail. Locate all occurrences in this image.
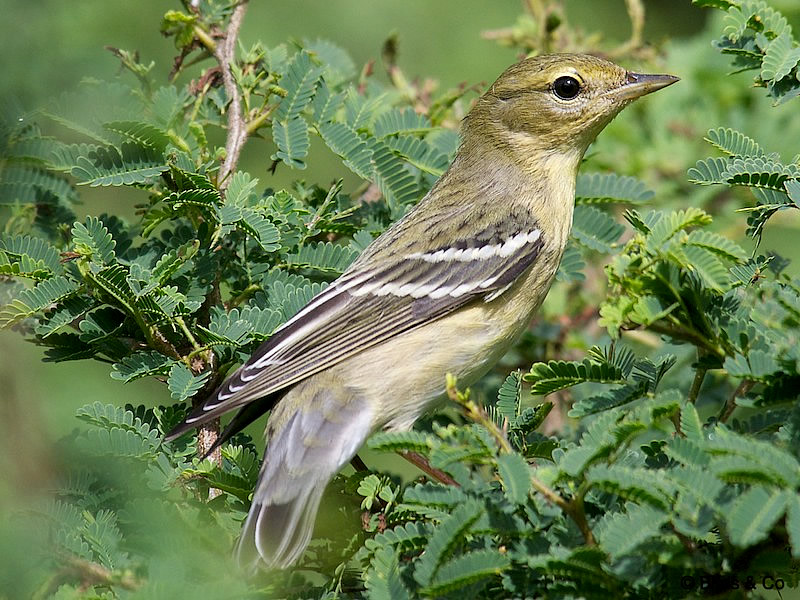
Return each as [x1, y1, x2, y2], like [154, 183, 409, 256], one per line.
[234, 374, 373, 571]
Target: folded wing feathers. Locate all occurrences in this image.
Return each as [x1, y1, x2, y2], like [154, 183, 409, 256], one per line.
[171, 228, 543, 433]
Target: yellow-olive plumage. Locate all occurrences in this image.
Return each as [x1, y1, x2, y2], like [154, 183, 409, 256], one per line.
[166, 53, 678, 570]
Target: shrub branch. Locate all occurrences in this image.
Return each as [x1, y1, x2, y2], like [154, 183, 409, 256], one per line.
[213, 1, 249, 189]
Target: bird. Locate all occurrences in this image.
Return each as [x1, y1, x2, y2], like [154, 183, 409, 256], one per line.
[166, 53, 678, 571]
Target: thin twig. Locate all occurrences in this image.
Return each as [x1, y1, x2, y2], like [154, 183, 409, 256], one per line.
[246, 102, 278, 135]
[351, 454, 370, 473]
[688, 360, 708, 405]
[214, 1, 250, 189]
[193, 25, 217, 53]
[64, 556, 140, 591]
[719, 380, 754, 423]
[525, 0, 549, 52]
[446, 374, 595, 546]
[445, 374, 512, 454]
[186, 2, 249, 477]
[399, 451, 460, 487]
[647, 321, 725, 359]
[609, 0, 646, 57]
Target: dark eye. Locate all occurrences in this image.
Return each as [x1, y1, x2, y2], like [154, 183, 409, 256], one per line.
[552, 76, 581, 100]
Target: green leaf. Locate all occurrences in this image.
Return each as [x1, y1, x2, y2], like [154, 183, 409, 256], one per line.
[303, 39, 356, 87]
[403, 483, 467, 510]
[238, 305, 283, 340]
[238, 208, 281, 252]
[111, 351, 176, 382]
[571, 205, 624, 253]
[0, 251, 51, 281]
[201, 307, 253, 347]
[707, 427, 799, 486]
[86, 264, 137, 317]
[525, 359, 626, 395]
[72, 216, 116, 265]
[0, 276, 79, 329]
[682, 245, 730, 291]
[75, 402, 161, 460]
[371, 139, 420, 208]
[103, 120, 170, 152]
[730, 257, 771, 285]
[413, 499, 483, 587]
[680, 404, 705, 442]
[786, 494, 800, 558]
[373, 108, 432, 138]
[286, 241, 359, 274]
[568, 384, 645, 418]
[687, 156, 729, 184]
[496, 452, 531, 505]
[725, 349, 780, 380]
[151, 240, 200, 285]
[368, 430, 433, 454]
[70, 142, 168, 186]
[628, 296, 678, 326]
[310, 82, 344, 125]
[268, 280, 328, 320]
[264, 44, 289, 75]
[645, 208, 712, 251]
[224, 171, 259, 206]
[364, 546, 411, 600]
[385, 135, 448, 176]
[166, 363, 210, 402]
[35, 296, 97, 337]
[426, 129, 460, 160]
[495, 371, 521, 424]
[424, 550, 510, 596]
[686, 230, 747, 262]
[727, 486, 789, 547]
[275, 50, 322, 121]
[318, 121, 373, 179]
[785, 178, 800, 206]
[371, 522, 432, 554]
[555, 242, 585, 282]
[761, 32, 800, 82]
[586, 464, 676, 509]
[575, 173, 654, 204]
[271, 116, 310, 169]
[0, 164, 77, 205]
[692, 0, 735, 9]
[76, 401, 153, 434]
[345, 90, 388, 131]
[79, 426, 160, 459]
[0, 234, 63, 276]
[705, 127, 763, 157]
[595, 502, 669, 558]
[724, 156, 800, 190]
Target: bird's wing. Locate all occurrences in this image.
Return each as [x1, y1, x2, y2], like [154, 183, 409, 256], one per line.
[167, 227, 544, 437]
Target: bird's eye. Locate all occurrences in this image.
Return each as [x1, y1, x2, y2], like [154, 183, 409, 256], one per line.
[552, 76, 581, 100]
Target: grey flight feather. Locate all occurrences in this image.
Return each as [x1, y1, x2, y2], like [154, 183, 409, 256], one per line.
[234, 376, 374, 570]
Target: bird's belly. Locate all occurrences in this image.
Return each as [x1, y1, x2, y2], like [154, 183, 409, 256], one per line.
[334, 297, 539, 432]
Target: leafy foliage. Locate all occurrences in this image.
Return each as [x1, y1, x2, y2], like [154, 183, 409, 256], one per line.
[4, 0, 800, 598]
[700, 0, 800, 103]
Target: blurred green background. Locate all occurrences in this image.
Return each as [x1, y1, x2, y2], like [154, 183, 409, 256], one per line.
[2, 0, 799, 520]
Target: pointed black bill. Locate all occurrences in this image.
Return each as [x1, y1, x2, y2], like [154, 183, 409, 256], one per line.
[614, 71, 680, 101]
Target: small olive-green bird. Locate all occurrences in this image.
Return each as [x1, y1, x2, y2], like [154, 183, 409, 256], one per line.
[167, 53, 677, 570]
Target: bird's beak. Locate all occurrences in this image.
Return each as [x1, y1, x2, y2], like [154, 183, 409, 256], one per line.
[610, 71, 680, 101]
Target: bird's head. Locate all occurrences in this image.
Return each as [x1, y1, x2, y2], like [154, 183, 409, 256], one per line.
[464, 53, 678, 160]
